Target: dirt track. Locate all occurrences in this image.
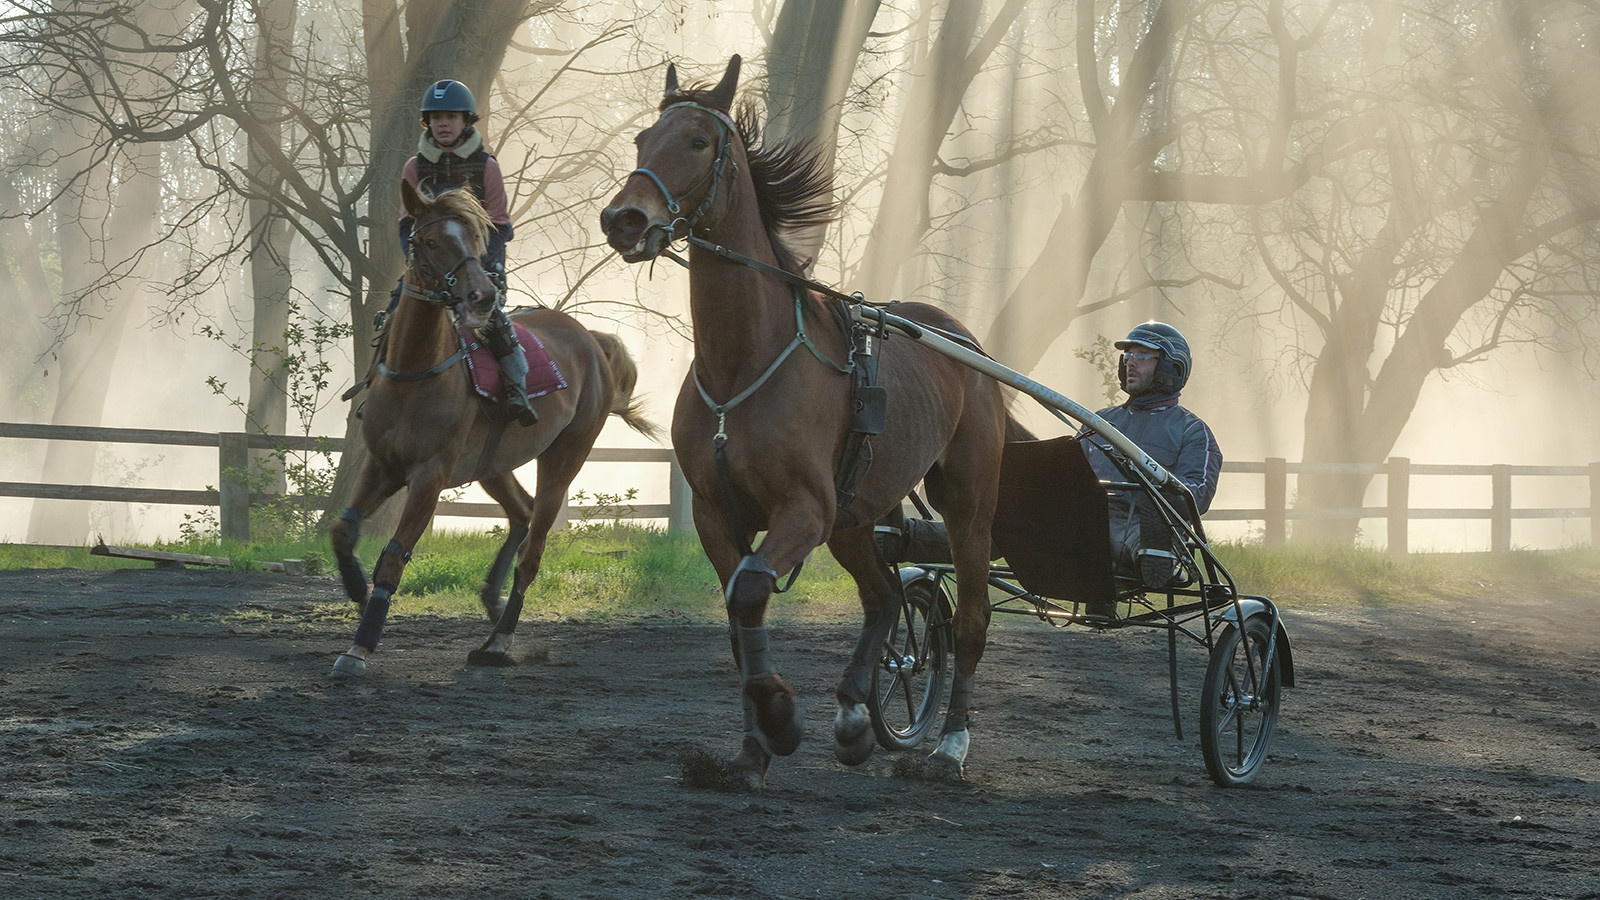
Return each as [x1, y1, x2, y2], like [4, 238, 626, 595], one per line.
[1, 566, 1596, 899]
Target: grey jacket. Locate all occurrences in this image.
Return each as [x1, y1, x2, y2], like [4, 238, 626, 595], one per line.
[1078, 401, 1221, 571]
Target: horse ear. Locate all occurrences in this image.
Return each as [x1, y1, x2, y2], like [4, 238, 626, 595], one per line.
[401, 178, 425, 219]
[707, 54, 741, 111]
[664, 61, 679, 99]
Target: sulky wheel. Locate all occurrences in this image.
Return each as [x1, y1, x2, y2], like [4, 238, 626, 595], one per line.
[868, 577, 953, 750]
[1200, 614, 1282, 787]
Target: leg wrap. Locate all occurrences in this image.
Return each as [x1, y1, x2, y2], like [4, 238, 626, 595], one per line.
[370, 539, 411, 585]
[352, 582, 395, 651]
[724, 555, 778, 615]
[734, 625, 773, 680]
[334, 508, 363, 552]
[494, 586, 527, 636]
[333, 509, 367, 599]
[943, 672, 976, 734]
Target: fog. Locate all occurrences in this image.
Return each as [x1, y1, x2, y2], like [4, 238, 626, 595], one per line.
[4, 0, 1598, 552]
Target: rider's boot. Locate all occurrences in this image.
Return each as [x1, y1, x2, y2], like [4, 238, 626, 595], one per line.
[481, 308, 538, 426]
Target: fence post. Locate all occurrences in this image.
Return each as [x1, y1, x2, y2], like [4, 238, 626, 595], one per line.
[1491, 464, 1512, 552]
[1591, 462, 1600, 548]
[219, 432, 250, 543]
[668, 455, 694, 535]
[1387, 457, 1409, 556]
[1264, 457, 1286, 545]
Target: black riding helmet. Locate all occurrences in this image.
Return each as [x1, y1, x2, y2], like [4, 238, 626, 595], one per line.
[1115, 321, 1192, 395]
[420, 79, 478, 125]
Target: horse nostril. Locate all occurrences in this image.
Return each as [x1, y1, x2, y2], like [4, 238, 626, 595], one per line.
[600, 206, 617, 231]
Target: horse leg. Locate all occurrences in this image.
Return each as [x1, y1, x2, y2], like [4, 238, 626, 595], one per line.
[330, 466, 446, 678]
[927, 499, 998, 777]
[475, 472, 533, 624]
[826, 525, 900, 767]
[467, 442, 588, 667]
[327, 464, 404, 611]
[720, 513, 827, 782]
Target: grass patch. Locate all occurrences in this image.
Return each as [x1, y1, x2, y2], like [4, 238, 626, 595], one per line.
[2, 531, 1595, 622]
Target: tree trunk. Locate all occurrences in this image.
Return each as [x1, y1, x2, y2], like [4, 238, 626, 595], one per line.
[245, 0, 300, 493]
[856, 0, 1026, 300]
[325, 0, 536, 532]
[763, 0, 881, 264]
[27, 146, 163, 544]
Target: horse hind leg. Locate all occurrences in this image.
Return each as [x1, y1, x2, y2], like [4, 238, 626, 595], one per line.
[467, 442, 586, 668]
[825, 526, 899, 768]
[475, 473, 533, 624]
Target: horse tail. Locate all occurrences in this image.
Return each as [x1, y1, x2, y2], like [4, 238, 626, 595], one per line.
[591, 331, 663, 440]
[1004, 410, 1036, 442]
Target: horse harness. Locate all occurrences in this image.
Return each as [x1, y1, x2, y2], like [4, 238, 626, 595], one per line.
[633, 102, 891, 563]
[341, 213, 489, 401]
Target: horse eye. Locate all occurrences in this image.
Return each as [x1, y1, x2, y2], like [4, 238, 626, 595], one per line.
[691, 137, 709, 151]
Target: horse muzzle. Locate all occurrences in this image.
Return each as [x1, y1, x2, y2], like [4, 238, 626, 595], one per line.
[600, 203, 671, 263]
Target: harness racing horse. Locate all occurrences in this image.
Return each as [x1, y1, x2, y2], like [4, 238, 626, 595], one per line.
[330, 180, 659, 677]
[600, 56, 1014, 786]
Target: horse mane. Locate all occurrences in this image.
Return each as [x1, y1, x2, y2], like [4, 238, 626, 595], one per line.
[415, 184, 492, 256]
[662, 88, 839, 276]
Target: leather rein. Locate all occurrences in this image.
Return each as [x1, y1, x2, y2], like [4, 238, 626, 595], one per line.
[379, 213, 482, 383]
[630, 102, 908, 571]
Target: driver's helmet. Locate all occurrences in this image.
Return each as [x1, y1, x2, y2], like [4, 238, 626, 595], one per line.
[420, 80, 478, 123]
[1115, 321, 1192, 394]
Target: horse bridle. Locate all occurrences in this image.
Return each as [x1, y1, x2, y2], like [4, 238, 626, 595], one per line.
[627, 101, 738, 243]
[400, 213, 483, 307]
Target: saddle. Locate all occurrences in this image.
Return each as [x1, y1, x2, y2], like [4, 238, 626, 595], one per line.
[341, 312, 567, 405]
[459, 321, 566, 401]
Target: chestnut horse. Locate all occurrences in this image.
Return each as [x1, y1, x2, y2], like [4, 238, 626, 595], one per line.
[330, 180, 658, 677]
[600, 56, 1013, 786]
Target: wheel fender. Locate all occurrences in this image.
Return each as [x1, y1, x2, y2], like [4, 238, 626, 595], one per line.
[895, 566, 954, 622]
[1218, 600, 1295, 689]
[897, 565, 938, 592]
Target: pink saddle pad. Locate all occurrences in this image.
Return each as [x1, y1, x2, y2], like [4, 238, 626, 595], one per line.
[460, 322, 567, 401]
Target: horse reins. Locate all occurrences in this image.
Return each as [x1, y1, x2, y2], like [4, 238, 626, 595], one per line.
[378, 213, 483, 383]
[627, 101, 738, 245]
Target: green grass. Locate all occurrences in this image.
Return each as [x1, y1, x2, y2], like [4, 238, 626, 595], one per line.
[2, 530, 1595, 622]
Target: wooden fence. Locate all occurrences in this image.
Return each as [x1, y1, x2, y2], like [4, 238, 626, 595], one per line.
[1, 423, 1593, 552]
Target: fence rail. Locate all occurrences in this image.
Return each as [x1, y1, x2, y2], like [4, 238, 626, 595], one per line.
[1, 423, 1592, 551]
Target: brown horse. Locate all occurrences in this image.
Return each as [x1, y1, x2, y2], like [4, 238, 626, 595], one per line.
[600, 56, 1013, 786]
[330, 179, 658, 677]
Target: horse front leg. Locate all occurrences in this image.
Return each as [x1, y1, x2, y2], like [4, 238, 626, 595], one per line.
[826, 525, 900, 767]
[715, 508, 826, 787]
[467, 443, 587, 667]
[328, 463, 403, 610]
[330, 467, 447, 678]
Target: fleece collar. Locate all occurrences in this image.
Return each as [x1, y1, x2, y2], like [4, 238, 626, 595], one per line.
[417, 127, 482, 163]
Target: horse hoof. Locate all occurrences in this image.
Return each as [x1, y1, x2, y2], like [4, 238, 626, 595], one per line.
[466, 647, 517, 667]
[927, 730, 970, 778]
[833, 700, 875, 767]
[330, 652, 367, 678]
[729, 737, 772, 790]
[745, 675, 803, 757]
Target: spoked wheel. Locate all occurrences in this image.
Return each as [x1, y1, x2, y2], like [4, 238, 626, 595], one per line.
[868, 577, 952, 750]
[1200, 614, 1282, 787]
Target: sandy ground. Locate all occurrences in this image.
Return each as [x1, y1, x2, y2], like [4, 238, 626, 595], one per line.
[1, 566, 1596, 899]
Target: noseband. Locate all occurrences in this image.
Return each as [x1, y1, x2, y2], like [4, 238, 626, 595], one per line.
[628, 101, 738, 241]
[402, 213, 482, 307]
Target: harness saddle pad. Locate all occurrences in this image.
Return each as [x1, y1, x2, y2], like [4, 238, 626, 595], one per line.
[460, 322, 567, 401]
[990, 435, 1116, 606]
